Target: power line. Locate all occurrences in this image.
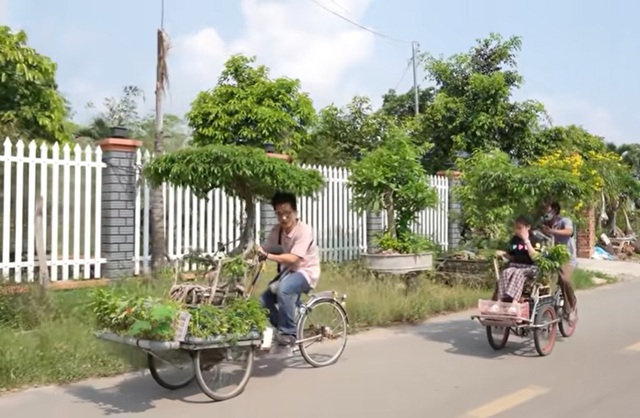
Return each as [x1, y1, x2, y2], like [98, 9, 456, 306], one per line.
[393, 60, 412, 91]
[309, 0, 411, 45]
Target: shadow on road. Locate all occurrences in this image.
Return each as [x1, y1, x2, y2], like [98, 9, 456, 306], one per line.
[63, 353, 317, 414]
[399, 317, 546, 359]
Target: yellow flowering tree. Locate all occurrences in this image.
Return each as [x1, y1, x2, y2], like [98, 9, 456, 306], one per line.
[533, 149, 640, 233]
[454, 150, 590, 246]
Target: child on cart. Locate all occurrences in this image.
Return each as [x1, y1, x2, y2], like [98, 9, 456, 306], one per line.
[490, 215, 541, 315]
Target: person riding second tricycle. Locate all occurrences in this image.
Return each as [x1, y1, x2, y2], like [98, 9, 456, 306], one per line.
[540, 201, 578, 323]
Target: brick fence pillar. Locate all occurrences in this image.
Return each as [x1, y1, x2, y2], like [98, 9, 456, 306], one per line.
[98, 137, 142, 278]
[365, 212, 384, 253]
[576, 206, 596, 258]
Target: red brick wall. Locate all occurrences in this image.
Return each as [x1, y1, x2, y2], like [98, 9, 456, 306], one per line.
[576, 206, 596, 258]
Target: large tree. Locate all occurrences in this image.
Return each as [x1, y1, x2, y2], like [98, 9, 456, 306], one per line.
[187, 54, 316, 153]
[418, 33, 546, 172]
[0, 26, 70, 142]
[145, 55, 324, 252]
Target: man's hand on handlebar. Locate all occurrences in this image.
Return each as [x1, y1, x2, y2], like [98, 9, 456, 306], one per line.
[258, 248, 269, 262]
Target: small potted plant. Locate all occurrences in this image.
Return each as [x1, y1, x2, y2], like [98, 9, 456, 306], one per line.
[348, 123, 439, 274]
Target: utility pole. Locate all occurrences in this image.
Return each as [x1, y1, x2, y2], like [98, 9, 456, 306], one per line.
[411, 41, 419, 116]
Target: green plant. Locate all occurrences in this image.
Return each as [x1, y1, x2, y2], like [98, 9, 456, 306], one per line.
[375, 231, 438, 254]
[187, 54, 316, 153]
[89, 285, 269, 343]
[188, 298, 269, 341]
[0, 26, 71, 142]
[348, 122, 438, 254]
[534, 244, 571, 281]
[89, 289, 183, 341]
[455, 150, 589, 242]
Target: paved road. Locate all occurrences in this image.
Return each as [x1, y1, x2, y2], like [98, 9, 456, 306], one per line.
[2, 260, 640, 418]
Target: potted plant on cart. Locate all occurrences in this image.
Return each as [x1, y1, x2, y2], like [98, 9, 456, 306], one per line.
[348, 123, 439, 274]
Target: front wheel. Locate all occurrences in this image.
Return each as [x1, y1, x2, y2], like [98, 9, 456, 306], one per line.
[194, 346, 254, 401]
[147, 350, 195, 390]
[297, 298, 348, 368]
[557, 294, 578, 338]
[533, 305, 557, 356]
[486, 326, 509, 350]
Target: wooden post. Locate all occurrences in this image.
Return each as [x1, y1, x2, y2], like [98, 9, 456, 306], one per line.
[34, 196, 50, 288]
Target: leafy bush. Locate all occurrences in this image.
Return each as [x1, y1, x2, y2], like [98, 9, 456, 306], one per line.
[534, 244, 571, 281]
[348, 122, 438, 254]
[89, 287, 269, 342]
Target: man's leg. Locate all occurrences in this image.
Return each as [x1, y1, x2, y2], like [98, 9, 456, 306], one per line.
[275, 271, 310, 345]
[559, 263, 577, 313]
[260, 287, 279, 329]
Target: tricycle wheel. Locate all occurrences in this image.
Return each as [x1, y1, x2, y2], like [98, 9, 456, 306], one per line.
[486, 326, 509, 350]
[533, 305, 557, 356]
[558, 303, 577, 338]
[148, 350, 196, 390]
[194, 346, 254, 401]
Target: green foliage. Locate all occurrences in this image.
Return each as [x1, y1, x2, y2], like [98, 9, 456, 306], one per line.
[417, 33, 546, 172]
[188, 298, 269, 340]
[89, 288, 182, 341]
[380, 87, 435, 121]
[89, 287, 269, 342]
[534, 244, 571, 281]
[0, 26, 71, 142]
[300, 96, 390, 166]
[455, 150, 588, 241]
[187, 54, 316, 153]
[348, 123, 438, 253]
[143, 143, 324, 200]
[375, 231, 438, 254]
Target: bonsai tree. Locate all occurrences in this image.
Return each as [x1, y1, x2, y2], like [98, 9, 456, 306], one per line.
[348, 122, 439, 254]
[143, 54, 324, 253]
[144, 144, 324, 253]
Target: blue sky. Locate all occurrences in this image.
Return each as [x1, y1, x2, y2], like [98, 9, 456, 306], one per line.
[2, 0, 638, 143]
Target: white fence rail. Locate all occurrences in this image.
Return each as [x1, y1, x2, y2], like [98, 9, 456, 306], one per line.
[0, 138, 105, 282]
[0, 139, 450, 281]
[133, 152, 449, 274]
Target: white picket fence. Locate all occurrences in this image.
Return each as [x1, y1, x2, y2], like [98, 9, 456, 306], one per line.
[0, 138, 105, 282]
[133, 150, 450, 274]
[0, 139, 450, 281]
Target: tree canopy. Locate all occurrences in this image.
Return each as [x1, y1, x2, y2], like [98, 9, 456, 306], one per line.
[0, 26, 70, 142]
[418, 33, 546, 171]
[143, 55, 324, 251]
[144, 144, 324, 201]
[186, 54, 316, 153]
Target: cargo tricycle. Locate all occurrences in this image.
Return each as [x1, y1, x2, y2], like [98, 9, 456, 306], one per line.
[95, 243, 349, 401]
[470, 230, 577, 356]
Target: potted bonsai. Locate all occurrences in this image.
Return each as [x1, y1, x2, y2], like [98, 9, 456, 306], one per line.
[348, 123, 439, 274]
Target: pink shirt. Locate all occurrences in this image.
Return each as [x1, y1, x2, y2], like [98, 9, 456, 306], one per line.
[264, 221, 321, 288]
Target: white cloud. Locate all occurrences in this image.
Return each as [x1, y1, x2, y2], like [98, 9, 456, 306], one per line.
[168, 0, 375, 113]
[536, 94, 627, 143]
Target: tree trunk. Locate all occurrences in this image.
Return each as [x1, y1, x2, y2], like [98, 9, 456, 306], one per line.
[150, 29, 169, 273]
[384, 191, 396, 237]
[231, 195, 256, 256]
[623, 206, 634, 235]
[605, 202, 620, 237]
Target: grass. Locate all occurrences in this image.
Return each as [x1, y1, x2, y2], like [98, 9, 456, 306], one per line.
[0, 263, 615, 392]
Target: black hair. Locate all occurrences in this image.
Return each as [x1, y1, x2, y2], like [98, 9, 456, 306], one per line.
[514, 215, 532, 227]
[549, 201, 561, 213]
[271, 192, 297, 211]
